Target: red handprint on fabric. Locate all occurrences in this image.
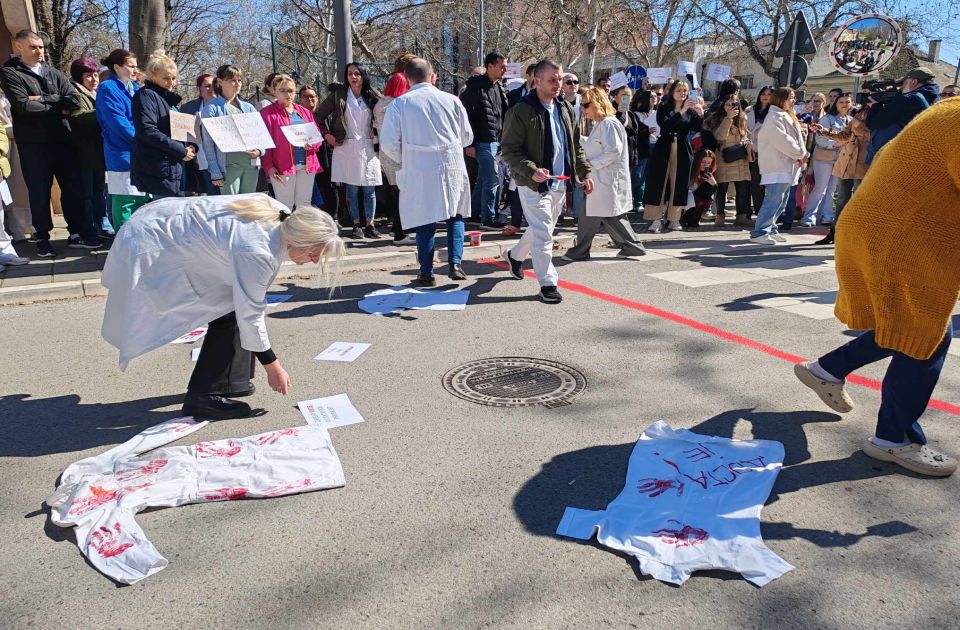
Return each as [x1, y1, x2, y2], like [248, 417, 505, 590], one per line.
[196, 440, 242, 459]
[68, 485, 119, 517]
[116, 459, 168, 482]
[201, 487, 248, 501]
[255, 428, 299, 446]
[89, 522, 135, 558]
[637, 477, 685, 498]
[652, 520, 709, 547]
[263, 478, 314, 497]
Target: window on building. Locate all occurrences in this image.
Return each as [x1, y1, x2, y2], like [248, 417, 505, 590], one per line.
[735, 75, 755, 90]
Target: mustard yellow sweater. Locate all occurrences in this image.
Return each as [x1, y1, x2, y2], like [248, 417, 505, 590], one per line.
[834, 97, 960, 360]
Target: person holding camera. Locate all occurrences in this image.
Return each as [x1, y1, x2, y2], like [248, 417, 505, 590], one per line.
[703, 95, 751, 227]
[864, 67, 940, 163]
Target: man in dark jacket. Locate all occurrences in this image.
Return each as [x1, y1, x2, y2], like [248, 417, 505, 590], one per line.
[0, 30, 94, 257]
[507, 64, 536, 108]
[460, 52, 508, 227]
[865, 67, 940, 163]
[500, 59, 592, 304]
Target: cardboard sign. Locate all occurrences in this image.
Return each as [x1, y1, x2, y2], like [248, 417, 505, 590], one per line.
[280, 123, 323, 148]
[608, 71, 629, 91]
[706, 63, 732, 82]
[169, 111, 200, 144]
[645, 67, 672, 85]
[201, 112, 275, 153]
[504, 63, 523, 79]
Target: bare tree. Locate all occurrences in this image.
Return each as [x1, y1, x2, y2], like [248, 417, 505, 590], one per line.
[31, 0, 122, 69]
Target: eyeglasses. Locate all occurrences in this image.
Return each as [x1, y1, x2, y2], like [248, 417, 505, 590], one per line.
[565, 80, 579, 85]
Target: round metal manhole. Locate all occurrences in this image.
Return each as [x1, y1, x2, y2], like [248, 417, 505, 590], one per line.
[442, 357, 587, 408]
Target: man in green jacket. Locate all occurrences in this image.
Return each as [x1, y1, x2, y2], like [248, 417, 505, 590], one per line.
[500, 59, 592, 304]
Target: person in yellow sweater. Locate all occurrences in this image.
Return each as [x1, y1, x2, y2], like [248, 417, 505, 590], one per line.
[793, 96, 959, 477]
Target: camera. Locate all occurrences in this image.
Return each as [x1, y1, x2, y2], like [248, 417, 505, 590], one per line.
[856, 79, 901, 105]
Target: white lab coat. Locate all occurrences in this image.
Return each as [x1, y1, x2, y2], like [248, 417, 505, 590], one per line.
[101, 194, 287, 369]
[330, 91, 382, 186]
[583, 117, 631, 217]
[380, 83, 474, 230]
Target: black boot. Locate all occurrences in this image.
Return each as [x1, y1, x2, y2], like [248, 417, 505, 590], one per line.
[814, 228, 835, 245]
[182, 394, 252, 420]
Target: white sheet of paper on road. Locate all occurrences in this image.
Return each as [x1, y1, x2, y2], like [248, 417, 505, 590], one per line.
[201, 112, 275, 153]
[504, 62, 523, 79]
[677, 61, 698, 88]
[169, 111, 200, 144]
[191, 348, 201, 362]
[280, 123, 323, 148]
[706, 63, 732, 82]
[645, 67, 671, 85]
[314, 342, 371, 362]
[170, 327, 207, 344]
[608, 71, 629, 91]
[298, 394, 364, 429]
[358, 286, 470, 315]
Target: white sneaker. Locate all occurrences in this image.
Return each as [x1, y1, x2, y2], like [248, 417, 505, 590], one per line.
[0, 255, 29, 266]
[647, 219, 663, 234]
[393, 234, 416, 246]
[770, 233, 787, 242]
[703, 210, 716, 219]
[667, 221, 683, 231]
[799, 221, 815, 228]
[750, 234, 778, 245]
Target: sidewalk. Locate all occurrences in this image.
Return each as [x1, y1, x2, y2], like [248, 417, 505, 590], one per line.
[0, 215, 764, 305]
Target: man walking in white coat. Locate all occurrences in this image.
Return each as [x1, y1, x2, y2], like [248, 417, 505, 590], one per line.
[380, 58, 474, 286]
[500, 59, 592, 303]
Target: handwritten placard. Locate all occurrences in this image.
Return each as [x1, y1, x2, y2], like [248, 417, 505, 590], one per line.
[504, 63, 523, 79]
[201, 112, 275, 153]
[706, 63, 732, 82]
[281, 122, 323, 148]
[608, 71, 629, 91]
[645, 67, 672, 85]
[170, 111, 200, 144]
[677, 61, 698, 88]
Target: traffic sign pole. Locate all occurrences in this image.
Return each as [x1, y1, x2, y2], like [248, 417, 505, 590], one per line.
[785, 19, 800, 88]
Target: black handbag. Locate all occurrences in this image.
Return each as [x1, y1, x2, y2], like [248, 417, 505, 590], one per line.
[722, 143, 749, 162]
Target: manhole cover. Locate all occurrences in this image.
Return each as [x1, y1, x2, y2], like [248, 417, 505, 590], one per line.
[442, 357, 587, 408]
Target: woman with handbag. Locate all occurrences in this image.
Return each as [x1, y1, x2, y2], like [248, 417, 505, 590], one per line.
[703, 96, 752, 227]
[801, 93, 852, 227]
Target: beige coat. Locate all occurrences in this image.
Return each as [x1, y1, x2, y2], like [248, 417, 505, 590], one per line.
[706, 116, 751, 183]
[820, 115, 870, 180]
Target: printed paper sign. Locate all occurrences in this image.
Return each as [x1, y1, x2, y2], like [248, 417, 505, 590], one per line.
[504, 63, 523, 79]
[201, 112, 275, 153]
[297, 394, 364, 429]
[314, 342, 371, 362]
[677, 61, 698, 88]
[706, 63, 732, 82]
[170, 327, 207, 344]
[280, 123, 323, 148]
[645, 67, 672, 85]
[608, 71, 629, 91]
[170, 111, 200, 144]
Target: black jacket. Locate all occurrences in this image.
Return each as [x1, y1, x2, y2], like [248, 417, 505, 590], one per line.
[643, 105, 703, 208]
[0, 58, 81, 144]
[616, 110, 649, 166]
[130, 80, 188, 197]
[507, 84, 532, 109]
[459, 74, 508, 145]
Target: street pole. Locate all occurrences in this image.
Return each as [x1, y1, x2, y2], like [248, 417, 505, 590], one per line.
[333, 0, 352, 79]
[478, 0, 485, 66]
[953, 56, 959, 85]
[785, 19, 799, 88]
[269, 27, 277, 74]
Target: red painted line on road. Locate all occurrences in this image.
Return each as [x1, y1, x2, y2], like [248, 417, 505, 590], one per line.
[483, 259, 960, 416]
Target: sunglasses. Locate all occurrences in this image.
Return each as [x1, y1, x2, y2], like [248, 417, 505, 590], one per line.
[565, 80, 579, 85]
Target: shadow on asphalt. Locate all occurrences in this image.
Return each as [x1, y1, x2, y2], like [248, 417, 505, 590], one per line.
[512, 407, 919, 578]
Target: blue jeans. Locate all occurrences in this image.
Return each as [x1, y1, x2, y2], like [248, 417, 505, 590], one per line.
[471, 142, 500, 223]
[415, 216, 465, 276]
[751, 182, 792, 238]
[818, 322, 953, 445]
[345, 184, 376, 225]
[570, 184, 585, 219]
[631, 157, 648, 209]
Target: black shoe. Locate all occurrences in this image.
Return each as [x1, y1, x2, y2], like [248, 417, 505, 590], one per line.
[36, 239, 56, 258]
[814, 229, 835, 246]
[227, 384, 255, 398]
[448, 264, 466, 281]
[415, 274, 437, 287]
[67, 235, 102, 249]
[540, 285, 562, 304]
[182, 394, 252, 420]
[481, 220, 506, 230]
[350, 226, 364, 239]
[503, 249, 523, 280]
[364, 225, 382, 239]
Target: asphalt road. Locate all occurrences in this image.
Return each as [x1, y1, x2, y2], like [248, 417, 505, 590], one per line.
[2, 231, 958, 629]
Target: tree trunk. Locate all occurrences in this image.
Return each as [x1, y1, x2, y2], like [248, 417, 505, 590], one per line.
[129, 0, 166, 62]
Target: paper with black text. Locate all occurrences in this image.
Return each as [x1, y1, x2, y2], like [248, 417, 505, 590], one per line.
[314, 342, 371, 362]
[297, 394, 364, 429]
[281, 123, 323, 148]
[201, 112, 275, 153]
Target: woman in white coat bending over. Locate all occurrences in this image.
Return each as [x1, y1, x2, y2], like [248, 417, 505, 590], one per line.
[562, 87, 646, 261]
[101, 194, 345, 420]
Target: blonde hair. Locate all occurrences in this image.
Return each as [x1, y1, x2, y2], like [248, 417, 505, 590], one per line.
[809, 92, 826, 119]
[145, 49, 177, 81]
[226, 195, 345, 289]
[271, 73, 296, 91]
[582, 86, 616, 119]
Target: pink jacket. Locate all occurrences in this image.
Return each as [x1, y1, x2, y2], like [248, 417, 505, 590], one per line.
[260, 102, 322, 176]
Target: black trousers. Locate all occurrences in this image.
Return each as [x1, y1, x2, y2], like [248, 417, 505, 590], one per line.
[749, 160, 765, 215]
[186, 312, 255, 396]
[18, 141, 95, 241]
[384, 184, 407, 239]
[715, 180, 752, 217]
